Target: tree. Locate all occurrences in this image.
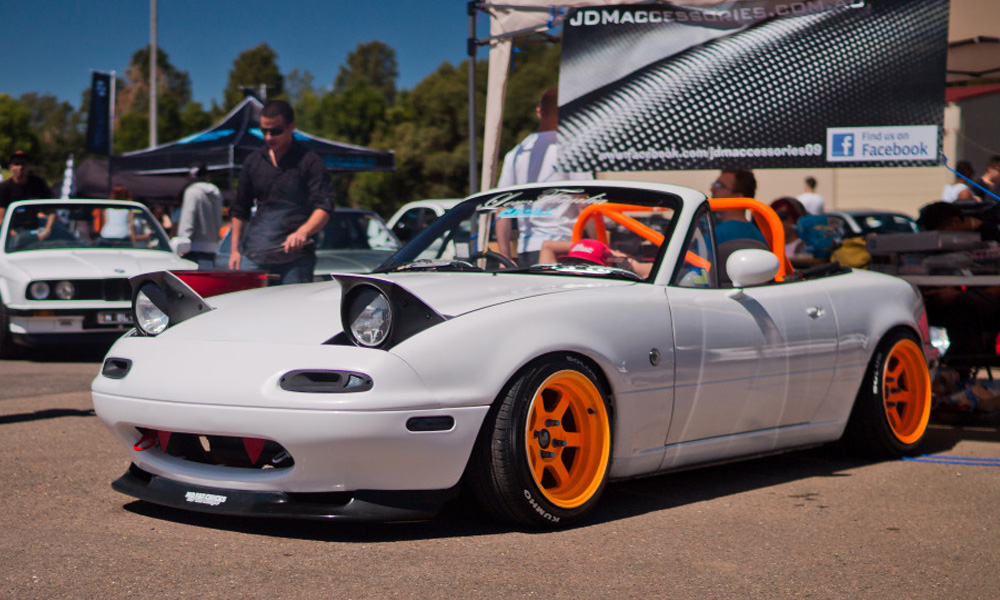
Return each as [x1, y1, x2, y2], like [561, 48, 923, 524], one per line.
[349, 41, 559, 216]
[334, 41, 398, 104]
[180, 101, 213, 135]
[285, 68, 316, 107]
[115, 46, 194, 151]
[316, 82, 388, 147]
[115, 111, 150, 155]
[224, 44, 284, 109]
[349, 61, 475, 215]
[17, 93, 85, 181]
[0, 94, 39, 176]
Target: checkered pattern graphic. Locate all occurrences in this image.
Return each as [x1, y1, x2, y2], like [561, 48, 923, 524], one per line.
[557, 1, 948, 171]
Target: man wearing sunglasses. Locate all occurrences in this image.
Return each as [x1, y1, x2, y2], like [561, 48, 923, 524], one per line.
[229, 100, 334, 284]
[710, 169, 766, 245]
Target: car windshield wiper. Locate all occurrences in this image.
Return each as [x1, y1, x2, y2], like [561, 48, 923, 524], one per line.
[506, 263, 645, 281]
[376, 259, 483, 273]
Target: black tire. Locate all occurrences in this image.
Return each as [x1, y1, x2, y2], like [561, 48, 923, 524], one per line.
[0, 300, 18, 359]
[841, 329, 931, 458]
[468, 355, 612, 528]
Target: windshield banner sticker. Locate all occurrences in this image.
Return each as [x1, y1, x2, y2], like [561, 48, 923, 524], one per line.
[483, 189, 609, 218]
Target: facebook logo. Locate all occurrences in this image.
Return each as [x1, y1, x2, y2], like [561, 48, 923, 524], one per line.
[831, 133, 855, 157]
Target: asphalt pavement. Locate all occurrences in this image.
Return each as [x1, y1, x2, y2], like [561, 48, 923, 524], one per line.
[2, 350, 998, 599]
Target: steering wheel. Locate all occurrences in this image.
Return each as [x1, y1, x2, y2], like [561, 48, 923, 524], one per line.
[467, 250, 518, 269]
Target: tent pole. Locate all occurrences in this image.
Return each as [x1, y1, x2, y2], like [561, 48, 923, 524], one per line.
[467, 2, 480, 195]
[108, 71, 116, 195]
[229, 144, 235, 212]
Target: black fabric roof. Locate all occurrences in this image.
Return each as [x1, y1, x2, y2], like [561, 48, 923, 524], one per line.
[111, 97, 395, 175]
[74, 158, 189, 203]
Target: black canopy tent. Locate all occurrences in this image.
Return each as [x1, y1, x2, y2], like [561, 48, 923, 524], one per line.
[74, 157, 190, 202]
[111, 97, 395, 176]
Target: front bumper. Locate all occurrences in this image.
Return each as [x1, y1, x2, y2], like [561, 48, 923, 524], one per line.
[114, 464, 458, 521]
[8, 306, 132, 346]
[94, 389, 490, 495]
[93, 336, 494, 512]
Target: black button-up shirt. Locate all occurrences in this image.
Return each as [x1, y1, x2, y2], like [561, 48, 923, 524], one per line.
[234, 142, 334, 263]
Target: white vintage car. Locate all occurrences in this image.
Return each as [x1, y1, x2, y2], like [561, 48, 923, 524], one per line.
[93, 181, 932, 527]
[0, 199, 195, 357]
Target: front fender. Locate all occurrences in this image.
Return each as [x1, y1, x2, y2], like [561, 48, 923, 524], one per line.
[390, 284, 676, 477]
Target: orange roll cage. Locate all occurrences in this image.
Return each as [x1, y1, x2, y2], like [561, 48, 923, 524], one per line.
[571, 199, 792, 281]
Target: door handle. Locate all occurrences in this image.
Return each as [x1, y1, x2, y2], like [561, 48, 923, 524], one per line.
[806, 306, 825, 319]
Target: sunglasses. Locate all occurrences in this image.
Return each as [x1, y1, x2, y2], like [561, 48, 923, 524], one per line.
[260, 126, 286, 137]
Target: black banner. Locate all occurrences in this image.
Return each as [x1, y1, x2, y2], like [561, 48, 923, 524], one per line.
[85, 71, 112, 155]
[557, 0, 949, 172]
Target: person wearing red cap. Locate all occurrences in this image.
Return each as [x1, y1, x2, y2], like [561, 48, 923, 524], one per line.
[0, 151, 51, 222]
[538, 238, 653, 277]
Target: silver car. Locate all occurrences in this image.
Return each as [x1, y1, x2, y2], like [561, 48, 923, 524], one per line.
[215, 208, 401, 278]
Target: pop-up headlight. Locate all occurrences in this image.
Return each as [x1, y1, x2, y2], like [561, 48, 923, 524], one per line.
[335, 276, 447, 350]
[347, 286, 392, 347]
[135, 283, 170, 335]
[129, 271, 212, 337]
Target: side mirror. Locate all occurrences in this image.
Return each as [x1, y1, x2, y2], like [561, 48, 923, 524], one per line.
[170, 236, 192, 256]
[726, 249, 779, 296]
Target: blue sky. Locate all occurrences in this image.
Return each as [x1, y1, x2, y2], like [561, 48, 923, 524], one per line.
[2, 0, 490, 109]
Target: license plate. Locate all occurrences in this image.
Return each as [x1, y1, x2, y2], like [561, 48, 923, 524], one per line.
[98, 310, 133, 325]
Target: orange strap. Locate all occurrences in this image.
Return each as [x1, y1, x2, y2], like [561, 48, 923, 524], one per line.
[709, 197, 792, 280]
[572, 203, 668, 246]
[684, 251, 712, 271]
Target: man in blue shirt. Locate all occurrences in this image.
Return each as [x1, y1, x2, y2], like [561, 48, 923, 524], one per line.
[710, 169, 766, 245]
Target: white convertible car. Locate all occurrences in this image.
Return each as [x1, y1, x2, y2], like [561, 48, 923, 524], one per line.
[93, 181, 932, 527]
[1, 199, 195, 357]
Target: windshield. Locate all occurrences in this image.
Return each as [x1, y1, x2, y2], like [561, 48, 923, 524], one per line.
[377, 185, 681, 280]
[316, 210, 400, 251]
[3, 202, 172, 253]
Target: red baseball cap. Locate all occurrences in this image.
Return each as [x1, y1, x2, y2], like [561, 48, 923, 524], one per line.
[566, 239, 612, 266]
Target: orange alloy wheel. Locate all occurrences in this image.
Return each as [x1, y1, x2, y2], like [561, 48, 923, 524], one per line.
[881, 338, 931, 445]
[524, 369, 610, 509]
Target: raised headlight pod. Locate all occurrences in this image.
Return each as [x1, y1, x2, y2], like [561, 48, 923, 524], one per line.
[334, 275, 447, 350]
[134, 283, 170, 335]
[129, 271, 214, 336]
[55, 280, 76, 300]
[347, 285, 392, 347]
[28, 281, 50, 300]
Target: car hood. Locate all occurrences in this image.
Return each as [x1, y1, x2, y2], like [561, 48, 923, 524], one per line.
[166, 273, 633, 344]
[315, 249, 395, 274]
[6, 249, 195, 280]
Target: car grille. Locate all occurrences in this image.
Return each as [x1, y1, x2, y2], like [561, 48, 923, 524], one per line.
[31, 278, 132, 301]
[134, 428, 295, 470]
[101, 278, 132, 301]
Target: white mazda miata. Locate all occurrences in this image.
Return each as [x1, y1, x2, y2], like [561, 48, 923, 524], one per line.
[92, 181, 932, 527]
[0, 199, 195, 357]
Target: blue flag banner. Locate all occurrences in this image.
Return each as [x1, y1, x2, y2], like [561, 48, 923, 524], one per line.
[557, 0, 950, 171]
[85, 71, 112, 155]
